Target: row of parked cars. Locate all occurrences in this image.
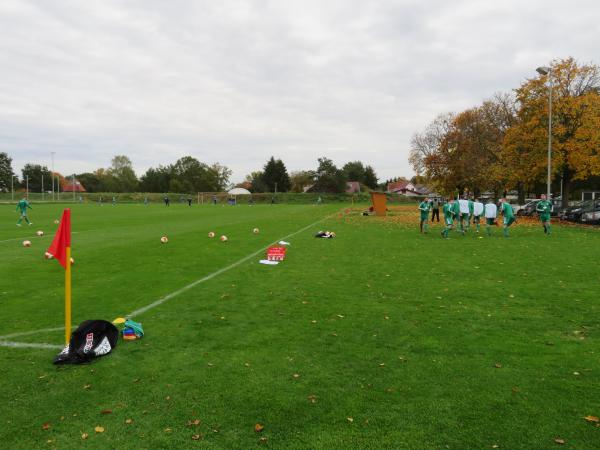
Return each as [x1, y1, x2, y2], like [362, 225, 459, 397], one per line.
[516, 198, 600, 225]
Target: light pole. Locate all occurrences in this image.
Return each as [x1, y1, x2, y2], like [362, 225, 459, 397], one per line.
[11, 175, 16, 201]
[51, 151, 55, 201]
[536, 66, 552, 199]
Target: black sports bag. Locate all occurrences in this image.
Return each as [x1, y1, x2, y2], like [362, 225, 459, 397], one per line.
[53, 320, 119, 365]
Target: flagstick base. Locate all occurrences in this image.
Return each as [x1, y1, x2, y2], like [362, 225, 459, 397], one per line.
[65, 246, 72, 345]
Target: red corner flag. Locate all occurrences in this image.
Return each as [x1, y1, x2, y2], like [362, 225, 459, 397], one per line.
[47, 209, 71, 268]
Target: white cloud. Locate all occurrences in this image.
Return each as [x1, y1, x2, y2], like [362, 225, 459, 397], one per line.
[1, 0, 599, 183]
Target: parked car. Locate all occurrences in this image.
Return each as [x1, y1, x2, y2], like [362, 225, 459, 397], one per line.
[559, 199, 597, 222]
[580, 199, 600, 225]
[516, 199, 541, 216]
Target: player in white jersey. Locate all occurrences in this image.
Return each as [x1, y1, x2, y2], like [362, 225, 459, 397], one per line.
[458, 198, 470, 232]
[472, 199, 484, 233]
[484, 198, 498, 236]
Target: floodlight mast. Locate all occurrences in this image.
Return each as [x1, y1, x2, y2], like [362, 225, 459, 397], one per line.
[536, 66, 552, 200]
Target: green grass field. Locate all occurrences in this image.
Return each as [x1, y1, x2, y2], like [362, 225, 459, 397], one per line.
[1, 203, 599, 449]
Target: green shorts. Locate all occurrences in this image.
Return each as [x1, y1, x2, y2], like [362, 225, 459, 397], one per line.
[539, 214, 551, 223]
[503, 217, 515, 226]
[420, 214, 429, 221]
[486, 218, 496, 226]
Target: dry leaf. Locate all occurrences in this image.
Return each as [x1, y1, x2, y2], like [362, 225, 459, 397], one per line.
[83, 384, 91, 389]
[191, 434, 203, 440]
[254, 423, 264, 433]
[379, 363, 385, 367]
[187, 419, 201, 426]
[307, 394, 317, 403]
[311, 320, 317, 324]
[293, 373, 300, 378]
[347, 417, 354, 423]
[81, 433, 89, 440]
[554, 438, 565, 445]
[42, 422, 51, 430]
[165, 396, 171, 400]
[101, 409, 112, 415]
[584, 415, 599, 423]
[125, 419, 133, 424]
[164, 427, 172, 433]
[94, 426, 104, 433]
[259, 437, 268, 443]
[494, 363, 502, 368]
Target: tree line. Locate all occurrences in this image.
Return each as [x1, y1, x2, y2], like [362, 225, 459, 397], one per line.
[1, 153, 380, 194]
[409, 57, 600, 206]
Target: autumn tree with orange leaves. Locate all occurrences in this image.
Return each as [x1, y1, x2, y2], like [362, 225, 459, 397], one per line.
[411, 57, 600, 204]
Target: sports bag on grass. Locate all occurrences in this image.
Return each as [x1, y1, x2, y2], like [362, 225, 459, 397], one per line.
[53, 320, 119, 365]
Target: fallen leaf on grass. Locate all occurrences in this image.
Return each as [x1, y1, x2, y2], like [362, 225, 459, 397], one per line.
[38, 374, 47, 379]
[164, 428, 172, 433]
[258, 437, 268, 444]
[311, 320, 317, 324]
[494, 363, 502, 368]
[307, 394, 317, 404]
[254, 423, 264, 432]
[347, 417, 354, 423]
[81, 433, 89, 440]
[379, 363, 385, 367]
[83, 384, 91, 390]
[293, 373, 300, 378]
[94, 426, 104, 433]
[554, 438, 565, 445]
[42, 422, 51, 430]
[101, 409, 112, 415]
[584, 415, 599, 423]
[187, 419, 201, 426]
[125, 419, 133, 424]
[191, 434, 203, 440]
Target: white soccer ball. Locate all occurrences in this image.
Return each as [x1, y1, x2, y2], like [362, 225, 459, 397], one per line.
[160, 236, 168, 243]
[22, 240, 31, 247]
[208, 231, 215, 238]
[36, 230, 44, 236]
[220, 235, 228, 242]
[70, 257, 75, 265]
[44, 252, 54, 260]
[54, 219, 59, 224]
[253, 228, 259, 234]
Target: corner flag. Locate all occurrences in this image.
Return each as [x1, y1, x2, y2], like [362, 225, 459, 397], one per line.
[47, 209, 72, 344]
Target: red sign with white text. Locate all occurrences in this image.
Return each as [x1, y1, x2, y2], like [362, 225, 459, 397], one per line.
[267, 246, 286, 261]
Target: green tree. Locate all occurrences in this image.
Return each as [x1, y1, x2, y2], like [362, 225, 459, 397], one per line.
[312, 157, 347, 193]
[363, 165, 378, 189]
[342, 161, 366, 183]
[289, 170, 316, 192]
[107, 155, 138, 192]
[76, 172, 103, 193]
[207, 162, 232, 191]
[0, 152, 14, 192]
[245, 171, 267, 192]
[261, 157, 291, 192]
[139, 166, 172, 192]
[170, 156, 209, 193]
[21, 164, 52, 193]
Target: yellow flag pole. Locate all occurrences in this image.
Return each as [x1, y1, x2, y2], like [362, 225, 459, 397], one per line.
[65, 246, 72, 345]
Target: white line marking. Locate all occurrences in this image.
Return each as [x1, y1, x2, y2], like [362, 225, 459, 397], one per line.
[0, 212, 335, 349]
[0, 326, 71, 340]
[0, 341, 63, 350]
[128, 214, 332, 318]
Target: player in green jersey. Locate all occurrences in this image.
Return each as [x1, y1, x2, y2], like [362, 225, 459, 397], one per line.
[441, 199, 455, 238]
[536, 194, 553, 235]
[500, 198, 515, 237]
[16, 197, 33, 226]
[418, 198, 431, 234]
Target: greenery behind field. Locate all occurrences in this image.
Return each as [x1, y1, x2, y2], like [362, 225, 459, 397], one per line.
[0, 191, 428, 204]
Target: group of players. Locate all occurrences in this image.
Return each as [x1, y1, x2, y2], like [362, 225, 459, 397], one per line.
[418, 195, 553, 238]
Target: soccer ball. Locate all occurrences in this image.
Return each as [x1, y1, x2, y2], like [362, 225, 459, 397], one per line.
[70, 257, 75, 265]
[36, 230, 44, 236]
[23, 240, 31, 247]
[160, 236, 168, 243]
[44, 252, 53, 259]
[54, 219, 59, 224]
[253, 228, 259, 234]
[208, 232, 215, 238]
[220, 235, 228, 242]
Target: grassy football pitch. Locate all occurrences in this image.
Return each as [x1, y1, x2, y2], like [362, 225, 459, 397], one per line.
[1, 202, 599, 449]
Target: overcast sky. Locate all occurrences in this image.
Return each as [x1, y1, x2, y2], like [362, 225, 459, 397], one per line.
[1, 0, 599, 184]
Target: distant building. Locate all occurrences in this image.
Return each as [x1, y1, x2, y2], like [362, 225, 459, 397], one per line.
[387, 181, 437, 197]
[346, 181, 360, 194]
[62, 180, 87, 193]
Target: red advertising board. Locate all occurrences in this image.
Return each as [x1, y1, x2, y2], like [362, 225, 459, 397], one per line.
[267, 246, 286, 261]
